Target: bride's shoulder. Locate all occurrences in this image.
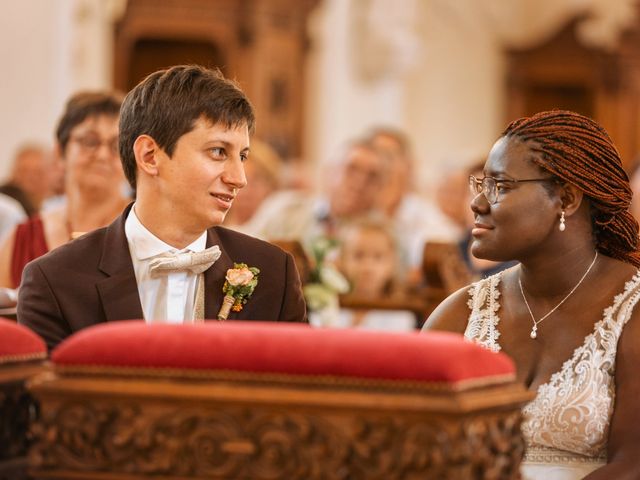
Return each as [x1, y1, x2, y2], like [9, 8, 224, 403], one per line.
[422, 283, 475, 334]
[424, 267, 519, 332]
[597, 256, 640, 297]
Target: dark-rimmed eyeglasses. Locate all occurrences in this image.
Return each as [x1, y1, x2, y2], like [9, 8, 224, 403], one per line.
[468, 174, 553, 205]
[70, 134, 119, 156]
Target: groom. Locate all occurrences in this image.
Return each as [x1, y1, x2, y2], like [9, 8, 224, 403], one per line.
[18, 65, 307, 350]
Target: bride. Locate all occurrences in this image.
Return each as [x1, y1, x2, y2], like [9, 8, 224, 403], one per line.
[423, 110, 640, 479]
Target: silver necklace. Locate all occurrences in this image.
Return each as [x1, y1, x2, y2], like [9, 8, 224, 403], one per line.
[518, 251, 598, 339]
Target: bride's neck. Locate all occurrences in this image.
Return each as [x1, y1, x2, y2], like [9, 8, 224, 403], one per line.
[518, 243, 598, 298]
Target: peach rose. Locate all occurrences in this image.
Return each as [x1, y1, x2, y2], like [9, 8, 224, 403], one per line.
[226, 267, 254, 286]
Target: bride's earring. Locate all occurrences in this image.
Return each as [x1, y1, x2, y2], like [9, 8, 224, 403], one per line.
[559, 210, 566, 232]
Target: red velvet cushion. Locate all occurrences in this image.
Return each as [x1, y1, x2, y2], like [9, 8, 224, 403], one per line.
[0, 317, 47, 364]
[52, 321, 514, 386]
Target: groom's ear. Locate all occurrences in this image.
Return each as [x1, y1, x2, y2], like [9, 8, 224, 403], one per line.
[133, 135, 161, 177]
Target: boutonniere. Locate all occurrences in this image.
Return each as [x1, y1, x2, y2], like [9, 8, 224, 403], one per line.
[217, 263, 260, 320]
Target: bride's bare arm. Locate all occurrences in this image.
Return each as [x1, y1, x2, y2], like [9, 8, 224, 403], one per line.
[421, 286, 471, 334]
[583, 307, 640, 479]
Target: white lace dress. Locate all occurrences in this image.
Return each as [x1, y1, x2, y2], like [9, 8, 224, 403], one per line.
[464, 269, 640, 480]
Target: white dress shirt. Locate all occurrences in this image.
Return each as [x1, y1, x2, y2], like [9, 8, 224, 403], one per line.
[124, 205, 208, 323]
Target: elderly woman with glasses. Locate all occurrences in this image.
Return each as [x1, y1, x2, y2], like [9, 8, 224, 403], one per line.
[423, 110, 640, 479]
[0, 92, 131, 290]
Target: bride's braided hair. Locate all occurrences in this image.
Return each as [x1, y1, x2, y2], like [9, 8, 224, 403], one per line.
[503, 110, 640, 266]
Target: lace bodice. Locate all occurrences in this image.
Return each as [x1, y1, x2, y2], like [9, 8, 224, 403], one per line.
[464, 269, 640, 459]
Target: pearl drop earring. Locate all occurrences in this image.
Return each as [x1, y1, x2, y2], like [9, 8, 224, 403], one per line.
[559, 210, 566, 232]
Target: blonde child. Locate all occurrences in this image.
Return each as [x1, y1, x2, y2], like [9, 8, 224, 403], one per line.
[336, 219, 415, 331]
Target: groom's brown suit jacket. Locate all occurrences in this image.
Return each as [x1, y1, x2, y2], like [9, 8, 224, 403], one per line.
[17, 205, 307, 350]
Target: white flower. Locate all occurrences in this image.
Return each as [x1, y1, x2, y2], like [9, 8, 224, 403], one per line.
[303, 283, 336, 310]
[319, 266, 350, 294]
[226, 267, 254, 286]
[312, 236, 333, 255]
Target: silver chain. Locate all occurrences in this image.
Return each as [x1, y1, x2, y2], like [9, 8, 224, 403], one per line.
[518, 251, 598, 339]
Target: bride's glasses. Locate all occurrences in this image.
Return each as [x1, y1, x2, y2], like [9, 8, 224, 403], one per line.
[469, 175, 554, 205]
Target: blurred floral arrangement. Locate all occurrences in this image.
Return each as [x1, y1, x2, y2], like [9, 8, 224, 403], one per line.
[303, 237, 349, 326]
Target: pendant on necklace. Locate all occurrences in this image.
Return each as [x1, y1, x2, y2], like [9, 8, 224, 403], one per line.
[530, 324, 537, 339]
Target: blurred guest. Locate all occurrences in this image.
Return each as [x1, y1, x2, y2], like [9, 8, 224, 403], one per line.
[246, 138, 386, 247]
[41, 150, 67, 212]
[335, 219, 415, 331]
[366, 127, 462, 271]
[0, 193, 26, 241]
[435, 164, 473, 232]
[224, 139, 283, 233]
[0, 143, 55, 216]
[0, 91, 130, 288]
[280, 159, 315, 192]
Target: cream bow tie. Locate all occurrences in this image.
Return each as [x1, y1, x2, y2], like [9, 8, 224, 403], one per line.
[148, 245, 222, 277]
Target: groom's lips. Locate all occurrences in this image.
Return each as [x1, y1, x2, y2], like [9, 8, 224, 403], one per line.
[211, 192, 235, 209]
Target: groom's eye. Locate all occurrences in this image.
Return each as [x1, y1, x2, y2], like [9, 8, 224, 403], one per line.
[209, 147, 225, 159]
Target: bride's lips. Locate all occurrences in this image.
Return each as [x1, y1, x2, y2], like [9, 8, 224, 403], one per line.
[471, 221, 493, 236]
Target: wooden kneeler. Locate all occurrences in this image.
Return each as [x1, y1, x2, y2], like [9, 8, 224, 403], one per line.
[28, 321, 532, 480]
[0, 319, 47, 480]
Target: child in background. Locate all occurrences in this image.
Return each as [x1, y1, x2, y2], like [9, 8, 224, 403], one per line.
[336, 219, 415, 331]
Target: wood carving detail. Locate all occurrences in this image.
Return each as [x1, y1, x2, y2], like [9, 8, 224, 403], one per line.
[0, 383, 35, 461]
[32, 401, 524, 479]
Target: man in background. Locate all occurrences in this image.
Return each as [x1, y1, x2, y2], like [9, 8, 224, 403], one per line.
[367, 127, 462, 273]
[0, 143, 55, 216]
[245, 138, 386, 245]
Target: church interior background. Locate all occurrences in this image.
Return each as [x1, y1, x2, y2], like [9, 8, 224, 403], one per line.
[1, 0, 639, 190]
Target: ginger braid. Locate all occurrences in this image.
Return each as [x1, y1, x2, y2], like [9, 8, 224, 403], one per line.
[503, 110, 640, 267]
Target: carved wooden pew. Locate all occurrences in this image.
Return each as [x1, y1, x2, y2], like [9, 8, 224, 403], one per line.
[28, 321, 532, 479]
[0, 318, 46, 480]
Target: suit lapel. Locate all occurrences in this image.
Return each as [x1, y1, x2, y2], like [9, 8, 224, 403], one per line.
[95, 215, 234, 322]
[204, 228, 234, 319]
[96, 204, 145, 321]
